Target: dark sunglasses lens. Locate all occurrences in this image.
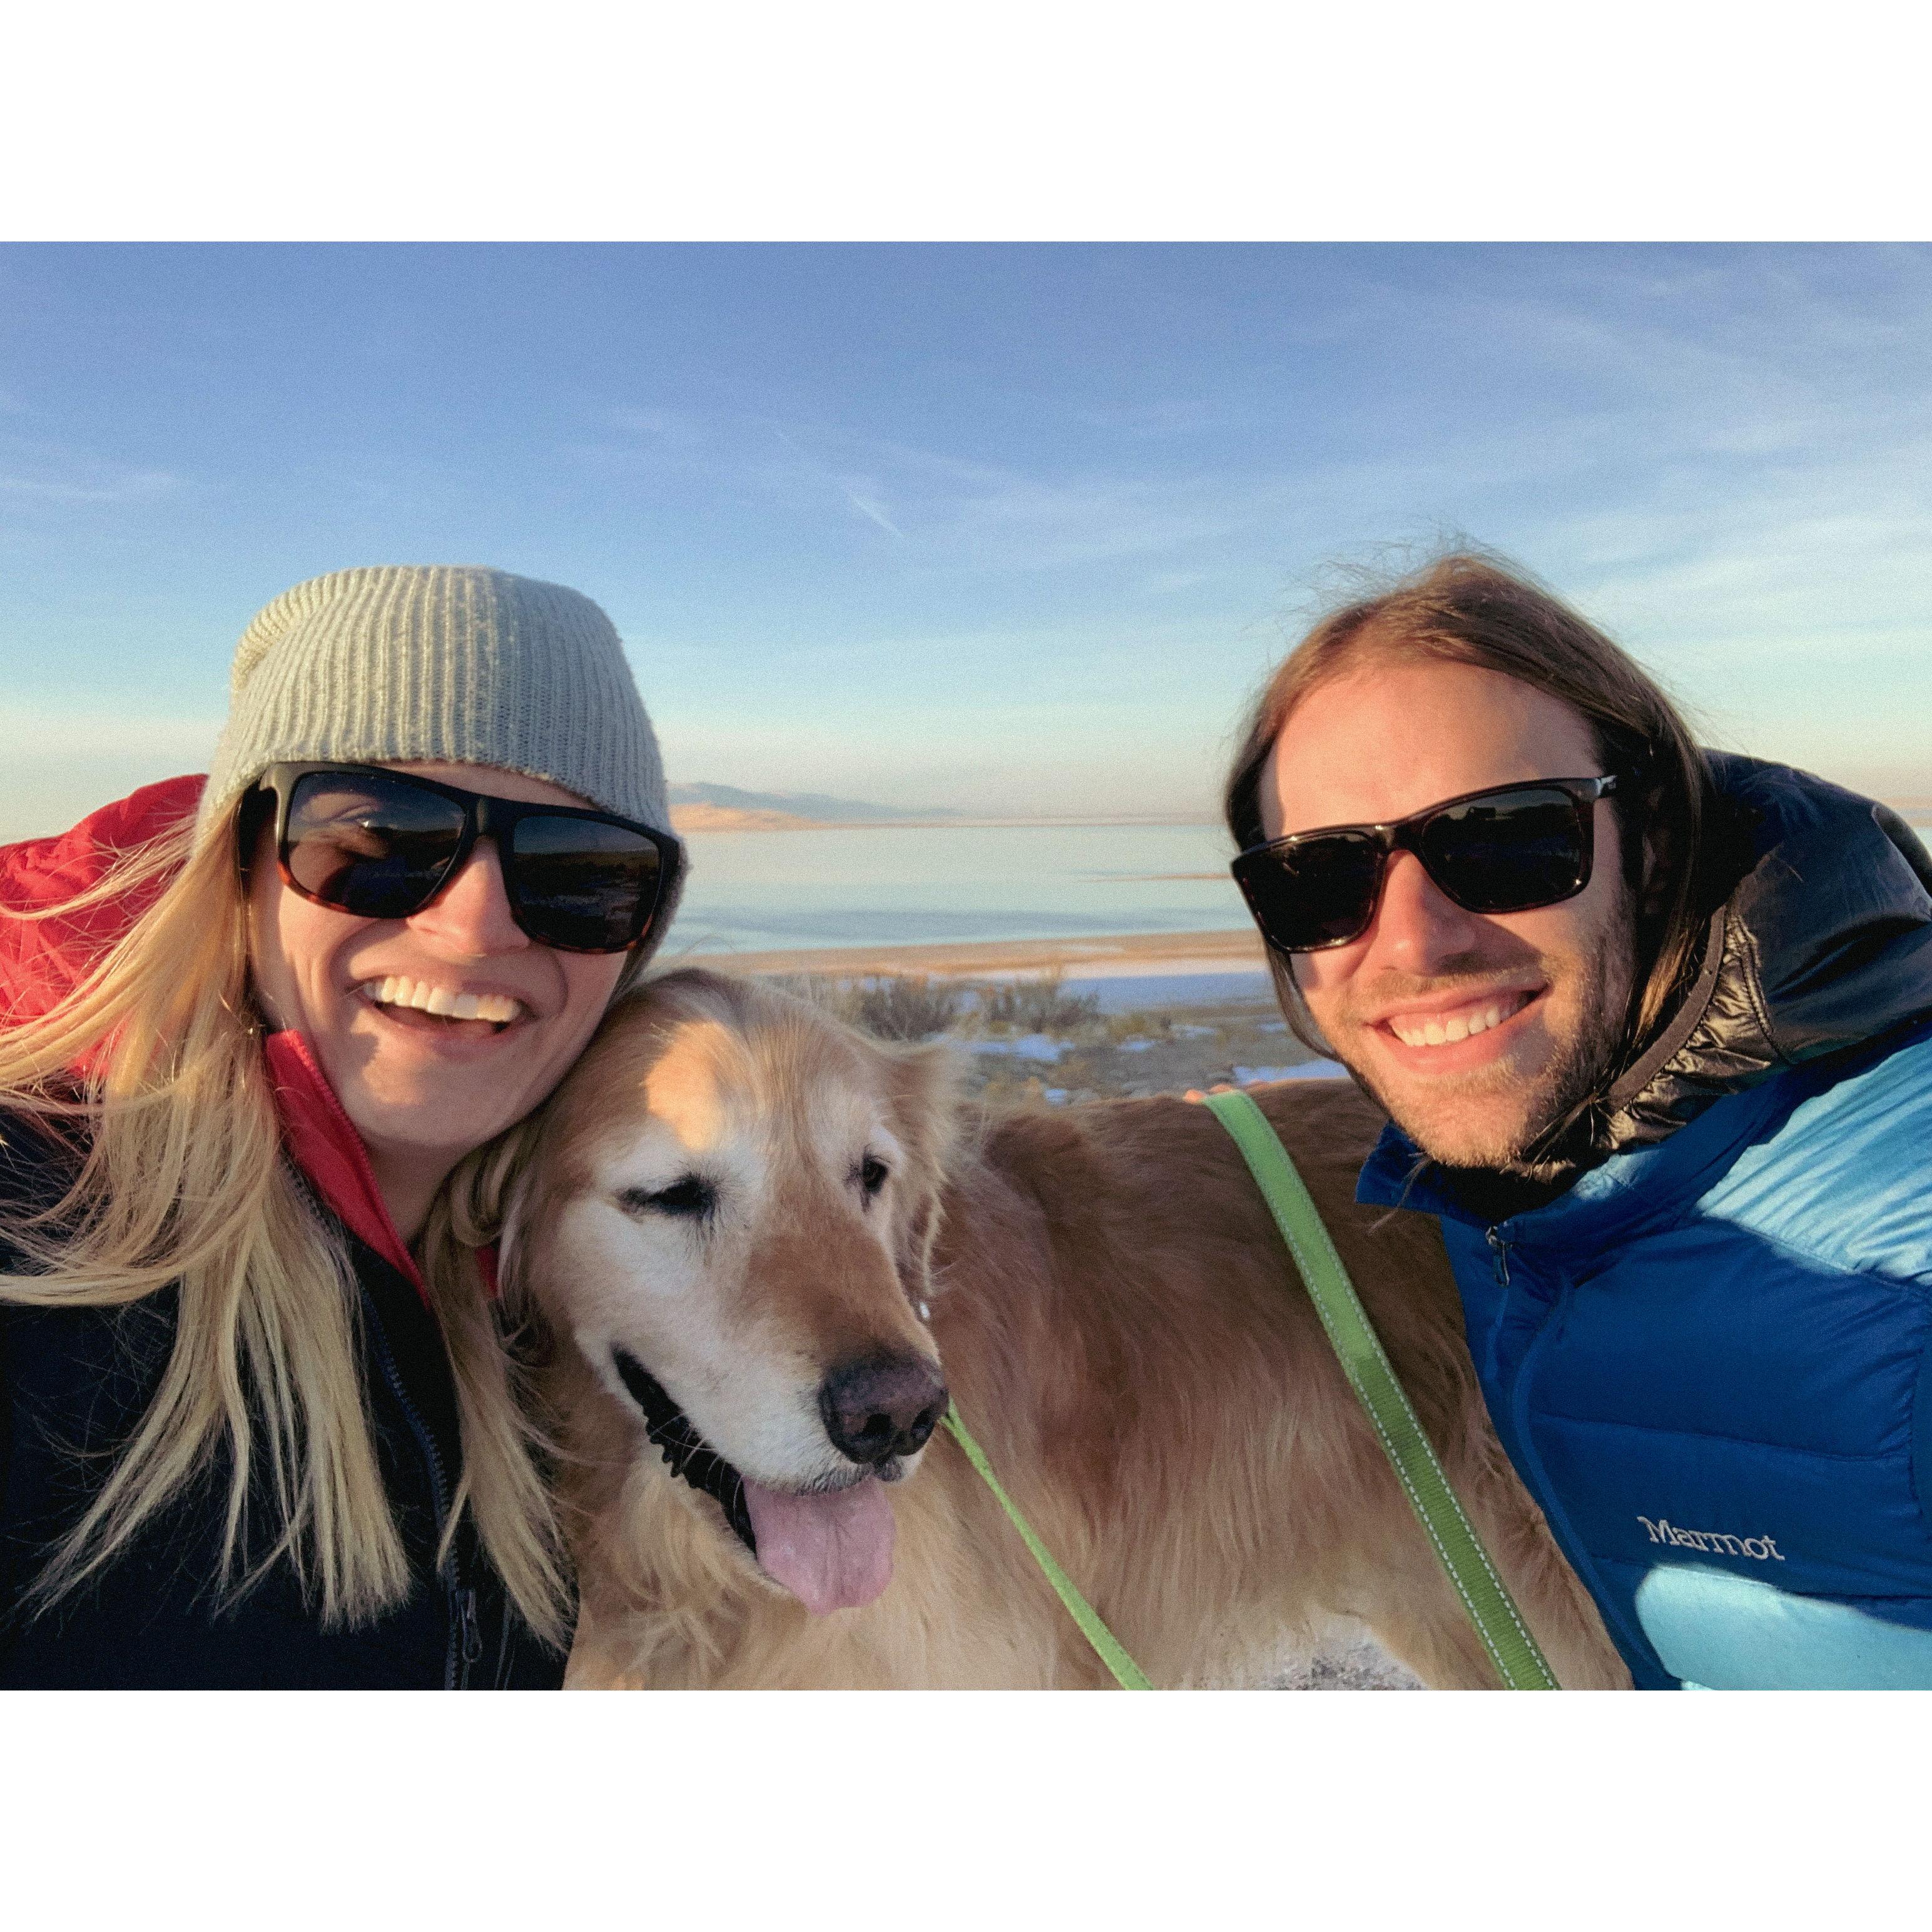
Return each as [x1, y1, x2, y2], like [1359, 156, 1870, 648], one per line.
[507, 815, 665, 951]
[283, 772, 466, 918]
[1422, 788, 1589, 913]
[1238, 833, 1385, 951]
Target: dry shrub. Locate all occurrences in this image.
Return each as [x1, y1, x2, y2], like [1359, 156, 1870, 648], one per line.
[774, 973, 965, 1042]
[977, 972, 1103, 1034]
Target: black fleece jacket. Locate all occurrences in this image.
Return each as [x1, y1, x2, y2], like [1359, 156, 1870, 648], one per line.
[0, 1116, 565, 1689]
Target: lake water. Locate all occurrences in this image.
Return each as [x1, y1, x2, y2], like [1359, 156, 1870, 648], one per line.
[668, 817, 1932, 994]
[672, 821, 1247, 956]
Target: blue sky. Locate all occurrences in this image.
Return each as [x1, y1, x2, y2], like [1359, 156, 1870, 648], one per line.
[3, 242, 1929, 839]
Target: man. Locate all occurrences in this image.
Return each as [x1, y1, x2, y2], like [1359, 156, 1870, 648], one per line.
[1224, 553, 1932, 1689]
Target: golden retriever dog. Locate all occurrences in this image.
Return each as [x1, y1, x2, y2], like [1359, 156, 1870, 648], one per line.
[463, 967, 1626, 1689]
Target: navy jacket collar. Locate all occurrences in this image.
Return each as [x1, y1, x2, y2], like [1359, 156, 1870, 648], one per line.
[1360, 1015, 1932, 1251]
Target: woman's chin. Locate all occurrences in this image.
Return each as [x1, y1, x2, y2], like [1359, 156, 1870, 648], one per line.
[332, 1050, 543, 1171]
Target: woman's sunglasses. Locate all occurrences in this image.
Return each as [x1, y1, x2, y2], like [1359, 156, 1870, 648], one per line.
[1230, 775, 1622, 954]
[251, 762, 684, 954]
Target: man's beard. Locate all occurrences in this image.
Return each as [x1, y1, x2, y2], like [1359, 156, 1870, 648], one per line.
[1319, 912, 1637, 1178]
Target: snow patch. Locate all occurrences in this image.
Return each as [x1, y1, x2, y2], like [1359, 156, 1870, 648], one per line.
[970, 1033, 1066, 1064]
[1232, 1060, 1348, 1084]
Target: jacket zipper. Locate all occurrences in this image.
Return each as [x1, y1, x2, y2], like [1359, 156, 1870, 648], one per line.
[457, 1586, 483, 1668]
[360, 1299, 472, 1690]
[289, 1167, 474, 1689]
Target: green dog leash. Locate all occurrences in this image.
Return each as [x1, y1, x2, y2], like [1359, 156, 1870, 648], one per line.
[1202, 1088, 1558, 1690]
[940, 1407, 1153, 1689]
[945, 1089, 1558, 1691]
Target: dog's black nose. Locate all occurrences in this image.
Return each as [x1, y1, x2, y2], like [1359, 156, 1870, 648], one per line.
[820, 1356, 948, 1466]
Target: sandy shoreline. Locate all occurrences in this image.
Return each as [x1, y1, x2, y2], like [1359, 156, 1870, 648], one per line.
[668, 927, 1270, 982]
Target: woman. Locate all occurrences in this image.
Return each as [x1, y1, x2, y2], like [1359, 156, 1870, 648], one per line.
[0, 565, 683, 1687]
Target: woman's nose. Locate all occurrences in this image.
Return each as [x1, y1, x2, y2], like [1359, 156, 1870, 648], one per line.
[1360, 849, 1486, 975]
[409, 838, 527, 955]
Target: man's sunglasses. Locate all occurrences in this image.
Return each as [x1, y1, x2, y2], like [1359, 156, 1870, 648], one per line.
[1230, 775, 1622, 954]
[251, 762, 684, 954]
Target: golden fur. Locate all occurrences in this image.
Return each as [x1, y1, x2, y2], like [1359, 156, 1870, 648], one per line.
[477, 967, 1626, 1689]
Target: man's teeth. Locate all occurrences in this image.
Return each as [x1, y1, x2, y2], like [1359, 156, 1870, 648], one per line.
[365, 976, 524, 1024]
[1388, 996, 1523, 1049]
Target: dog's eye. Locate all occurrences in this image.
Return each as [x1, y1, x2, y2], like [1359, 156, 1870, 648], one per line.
[621, 1175, 717, 1219]
[855, 1154, 890, 1200]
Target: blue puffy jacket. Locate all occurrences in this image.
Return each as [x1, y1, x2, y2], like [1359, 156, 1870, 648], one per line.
[1358, 757, 1932, 1690]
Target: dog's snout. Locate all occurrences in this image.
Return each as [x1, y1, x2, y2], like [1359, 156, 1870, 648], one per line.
[820, 1356, 948, 1467]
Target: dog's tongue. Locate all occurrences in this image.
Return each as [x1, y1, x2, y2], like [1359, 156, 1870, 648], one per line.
[743, 1476, 895, 1615]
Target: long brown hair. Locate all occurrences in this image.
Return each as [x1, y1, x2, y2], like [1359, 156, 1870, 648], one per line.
[1224, 550, 1724, 1062]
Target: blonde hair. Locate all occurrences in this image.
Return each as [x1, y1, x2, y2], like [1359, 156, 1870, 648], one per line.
[0, 803, 571, 1647]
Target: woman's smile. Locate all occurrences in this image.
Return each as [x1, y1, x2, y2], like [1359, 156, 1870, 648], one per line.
[360, 974, 529, 1027]
[353, 972, 538, 1050]
[352, 988, 531, 1052]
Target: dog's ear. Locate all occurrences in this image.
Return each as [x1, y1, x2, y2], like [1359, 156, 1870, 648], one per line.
[878, 1039, 960, 1309]
[436, 1108, 549, 1308]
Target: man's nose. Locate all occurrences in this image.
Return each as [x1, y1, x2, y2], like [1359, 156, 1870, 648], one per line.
[408, 838, 527, 955]
[1360, 849, 1486, 975]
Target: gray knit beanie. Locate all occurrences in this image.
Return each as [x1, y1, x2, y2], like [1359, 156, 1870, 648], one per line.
[196, 564, 669, 840]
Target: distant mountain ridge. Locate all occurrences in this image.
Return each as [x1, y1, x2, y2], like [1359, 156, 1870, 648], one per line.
[668, 783, 955, 823]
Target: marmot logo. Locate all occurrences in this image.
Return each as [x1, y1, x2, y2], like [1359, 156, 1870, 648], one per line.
[1639, 1516, 1784, 1561]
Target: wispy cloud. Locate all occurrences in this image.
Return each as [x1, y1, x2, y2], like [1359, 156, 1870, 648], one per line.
[771, 426, 905, 537]
[0, 434, 183, 504]
[841, 489, 904, 539]
[0, 468, 181, 503]
[586, 406, 1299, 571]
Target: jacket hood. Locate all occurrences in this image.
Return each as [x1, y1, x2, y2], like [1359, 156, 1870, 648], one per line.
[0, 775, 208, 1030]
[1597, 753, 1932, 1157]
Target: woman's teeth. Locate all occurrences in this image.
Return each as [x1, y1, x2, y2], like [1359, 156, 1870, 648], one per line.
[364, 976, 525, 1024]
[1387, 993, 1528, 1049]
